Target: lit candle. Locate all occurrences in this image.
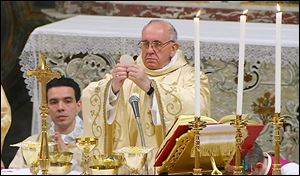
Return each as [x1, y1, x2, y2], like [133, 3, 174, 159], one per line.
[275, 4, 282, 113]
[236, 10, 248, 115]
[194, 10, 201, 117]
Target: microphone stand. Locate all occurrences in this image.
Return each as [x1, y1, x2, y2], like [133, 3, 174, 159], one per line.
[135, 116, 149, 175]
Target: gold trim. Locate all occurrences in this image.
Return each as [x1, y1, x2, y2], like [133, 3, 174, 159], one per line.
[90, 88, 102, 138]
[196, 143, 235, 158]
[164, 131, 193, 172]
[104, 79, 113, 155]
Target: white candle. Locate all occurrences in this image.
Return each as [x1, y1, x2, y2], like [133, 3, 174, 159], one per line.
[194, 10, 201, 117]
[236, 10, 247, 115]
[275, 4, 282, 113]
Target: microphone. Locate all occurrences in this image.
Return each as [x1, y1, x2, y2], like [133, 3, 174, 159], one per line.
[129, 95, 141, 119]
[128, 95, 149, 175]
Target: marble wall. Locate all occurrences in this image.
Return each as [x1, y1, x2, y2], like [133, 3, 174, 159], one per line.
[54, 1, 299, 24]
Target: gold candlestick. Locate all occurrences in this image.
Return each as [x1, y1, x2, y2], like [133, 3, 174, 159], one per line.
[190, 116, 206, 175]
[272, 112, 284, 175]
[230, 115, 247, 175]
[27, 53, 61, 175]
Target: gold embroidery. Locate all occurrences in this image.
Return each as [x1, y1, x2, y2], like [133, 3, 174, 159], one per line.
[145, 121, 155, 136]
[160, 84, 182, 116]
[113, 121, 122, 143]
[90, 92, 102, 138]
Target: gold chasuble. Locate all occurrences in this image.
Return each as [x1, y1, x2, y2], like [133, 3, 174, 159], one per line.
[82, 50, 210, 173]
[1, 85, 11, 153]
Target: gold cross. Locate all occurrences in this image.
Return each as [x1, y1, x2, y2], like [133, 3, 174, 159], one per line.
[26, 53, 61, 174]
[27, 53, 61, 104]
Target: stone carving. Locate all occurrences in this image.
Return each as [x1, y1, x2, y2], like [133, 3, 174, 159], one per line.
[46, 53, 115, 90]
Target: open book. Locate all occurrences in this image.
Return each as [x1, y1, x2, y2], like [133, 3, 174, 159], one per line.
[154, 114, 264, 174]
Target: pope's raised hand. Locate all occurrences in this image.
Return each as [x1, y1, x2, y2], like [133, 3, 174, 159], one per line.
[127, 64, 151, 92]
[111, 64, 128, 94]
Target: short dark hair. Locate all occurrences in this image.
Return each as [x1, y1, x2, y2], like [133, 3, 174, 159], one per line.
[244, 142, 264, 172]
[46, 77, 81, 102]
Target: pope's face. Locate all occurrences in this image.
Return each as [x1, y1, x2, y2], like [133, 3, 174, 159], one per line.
[141, 22, 178, 70]
[47, 86, 81, 131]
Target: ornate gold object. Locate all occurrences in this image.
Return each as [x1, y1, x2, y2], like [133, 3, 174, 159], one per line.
[49, 152, 73, 163]
[230, 115, 247, 175]
[75, 137, 98, 175]
[48, 152, 73, 175]
[26, 53, 61, 175]
[30, 161, 39, 175]
[116, 146, 153, 175]
[48, 162, 73, 175]
[91, 153, 124, 169]
[272, 112, 284, 175]
[90, 166, 118, 175]
[90, 153, 123, 175]
[210, 156, 222, 175]
[190, 116, 206, 175]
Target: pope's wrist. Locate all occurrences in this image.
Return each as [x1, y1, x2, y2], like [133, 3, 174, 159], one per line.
[147, 81, 154, 96]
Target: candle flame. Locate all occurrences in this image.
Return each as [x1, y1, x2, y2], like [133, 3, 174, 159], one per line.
[242, 9, 248, 15]
[277, 4, 281, 12]
[39, 54, 46, 70]
[196, 10, 201, 18]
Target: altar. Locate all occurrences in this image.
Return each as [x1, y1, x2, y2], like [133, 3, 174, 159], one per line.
[19, 15, 299, 163]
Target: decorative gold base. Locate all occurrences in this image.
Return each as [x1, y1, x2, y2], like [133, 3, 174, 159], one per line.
[192, 116, 206, 175]
[30, 161, 39, 175]
[39, 158, 50, 175]
[233, 166, 243, 175]
[230, 115, 247, 176]
[193, 168, 202, 175]
[272, 112, 283, 175]
[272, 162, 281, 175]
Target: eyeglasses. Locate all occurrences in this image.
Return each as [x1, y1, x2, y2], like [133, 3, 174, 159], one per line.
[138, 40, 174, 51]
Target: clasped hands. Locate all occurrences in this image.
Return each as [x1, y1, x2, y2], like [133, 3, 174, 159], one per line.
[112, 64, 151, 95]
[54, 132, 69, 152]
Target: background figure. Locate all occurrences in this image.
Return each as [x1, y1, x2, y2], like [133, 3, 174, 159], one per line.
[82, 19, 211, 174]
[1, 85, 12, 169]
[243, 142, 299, 175]
[281, 123, 298, 161]
[9, 77, 83, 171]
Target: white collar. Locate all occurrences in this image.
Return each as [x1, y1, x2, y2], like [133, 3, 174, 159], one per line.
[49, 115, 83, 144]
[157, 52, 178, 71]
